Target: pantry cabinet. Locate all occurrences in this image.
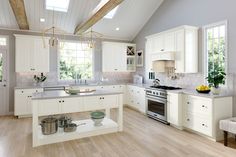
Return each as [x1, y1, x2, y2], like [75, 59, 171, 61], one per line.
[102, 42, 136, 72]
[182, 94, 232, 140]
[14, 88, 43, 116]
[126, 85, 146, 113]
[15, 34, 50, 73]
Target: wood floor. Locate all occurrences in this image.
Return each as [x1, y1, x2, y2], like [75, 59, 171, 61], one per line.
[1, 107, 236, 157]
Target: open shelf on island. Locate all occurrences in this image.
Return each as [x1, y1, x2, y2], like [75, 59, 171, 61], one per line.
[36, 118, 118, 146]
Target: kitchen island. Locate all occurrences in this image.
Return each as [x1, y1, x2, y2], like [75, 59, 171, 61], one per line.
[32, 90, 123, 147]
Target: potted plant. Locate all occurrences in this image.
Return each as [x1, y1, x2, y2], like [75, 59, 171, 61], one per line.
[34, 73, 47, 86]
[206, 66, 226, 95]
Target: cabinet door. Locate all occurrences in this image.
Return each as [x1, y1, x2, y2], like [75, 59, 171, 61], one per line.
[138, 88, 146, 113]
[164, 32, 175, 51]
[103, 95, 118, 108]
[152, 35, 164, 52]
[61, 97, 84, 113]
[33, 38, 50, 72]
[15, 37, 33, 72]
[167, 93, 181, 126]
[14, 90, 28, 115]
[102, 42, 115, 72]
[83, 96, 104, 111]
[175, 29, 185, 73]
[114, 43, 127, 72]
[38, 99, 61, 116]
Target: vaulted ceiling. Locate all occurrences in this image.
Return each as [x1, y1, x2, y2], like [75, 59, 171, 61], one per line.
[0, 0, 163, 41]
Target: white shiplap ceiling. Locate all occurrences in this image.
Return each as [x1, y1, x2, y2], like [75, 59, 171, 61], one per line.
[0, 0, 163, 41]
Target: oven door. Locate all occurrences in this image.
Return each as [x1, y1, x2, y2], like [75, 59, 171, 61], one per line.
[146, 96, 167, 122]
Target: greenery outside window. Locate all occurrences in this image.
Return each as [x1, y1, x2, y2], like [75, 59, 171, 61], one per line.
[58, 41, 93, 81]
[204, 21, 227, 85]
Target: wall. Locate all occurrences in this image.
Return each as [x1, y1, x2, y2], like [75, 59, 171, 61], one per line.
[133, 0, 236, 115]
[0, 29, 132, 113]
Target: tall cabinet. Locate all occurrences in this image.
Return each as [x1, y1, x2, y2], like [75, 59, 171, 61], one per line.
[15, 34, 50, 73]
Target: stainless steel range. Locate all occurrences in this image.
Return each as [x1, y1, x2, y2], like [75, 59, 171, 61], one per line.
[146, 85, 181, 124]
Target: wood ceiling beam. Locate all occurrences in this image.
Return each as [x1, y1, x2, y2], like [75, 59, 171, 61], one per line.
[74, 0, 124, 35]
[9, 0, 29, 30]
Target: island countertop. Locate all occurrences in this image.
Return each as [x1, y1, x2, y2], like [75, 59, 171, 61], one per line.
[32, 90, 123, 100]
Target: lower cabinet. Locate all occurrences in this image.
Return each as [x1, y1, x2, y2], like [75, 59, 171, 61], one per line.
[182, 94, 232, 140]
[14, 88, 43, 116]
[126, 85, 146, 113]
[37, 95, 119, 116]
[167, 92, 183, 129]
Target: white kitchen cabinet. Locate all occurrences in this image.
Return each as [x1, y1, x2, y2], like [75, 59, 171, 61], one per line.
[102, 42, 136, 72]
[84, 95, 118, 111]
[15, 34, 50, 73]
[183, 94, 232, 140]
[14, 88, 43, 116]
[126, 85, 146, 113]
[174, 27, 198, 73]
[61, 97, 84, 113]
[38, 99, 61, 116]
[145, 25, 198, 74]
[167, 92, 183, 129]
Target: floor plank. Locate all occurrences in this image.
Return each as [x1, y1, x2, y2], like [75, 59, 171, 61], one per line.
[0, 107, 236, 157]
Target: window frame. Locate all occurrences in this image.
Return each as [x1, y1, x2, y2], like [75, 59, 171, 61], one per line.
[57, 40, 95, 83]
[203, 20, 228, 86]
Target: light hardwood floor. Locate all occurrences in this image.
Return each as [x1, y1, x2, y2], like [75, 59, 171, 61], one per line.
[0, 107, 236, 157]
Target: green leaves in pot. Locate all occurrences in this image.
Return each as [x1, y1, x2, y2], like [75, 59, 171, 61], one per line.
[206, 66, 226, 88]
[34, 73, 47, 83]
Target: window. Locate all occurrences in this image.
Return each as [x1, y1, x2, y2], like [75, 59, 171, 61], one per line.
[46, 0, 70, 12]
[204, 21, 227, 81]
[0, 38, 6, 46]
[58, 41, 93, 81]
[0, 53, 3, 82]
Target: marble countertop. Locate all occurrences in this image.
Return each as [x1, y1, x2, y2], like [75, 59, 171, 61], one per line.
[14, 83, 127, 89]
[167, 89, 233, 98]
[32, 90, 123, 100]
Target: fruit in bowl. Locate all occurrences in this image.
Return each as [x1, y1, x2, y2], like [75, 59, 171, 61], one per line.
[196, 85, 211, 93]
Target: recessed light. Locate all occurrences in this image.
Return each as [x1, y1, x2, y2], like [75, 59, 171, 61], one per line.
[40, 18, 45, 22]
[116, 27, 120, 31]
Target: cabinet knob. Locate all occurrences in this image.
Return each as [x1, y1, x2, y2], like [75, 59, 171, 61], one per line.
[187, 102, 190, 104]
[202, 105, 205, 108]
[62, 100, 64, 103]
[59, 101, 61, 103]
[202, 124, 205, 126]
[21, 91, 24, 93]
[114, 69, 118, 71]
[187, 118, 190, 121]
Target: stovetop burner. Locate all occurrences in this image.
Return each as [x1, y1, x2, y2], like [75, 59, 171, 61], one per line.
[150, 85, 182, 90]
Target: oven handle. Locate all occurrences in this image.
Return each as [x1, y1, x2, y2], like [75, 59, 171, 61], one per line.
[146, 95, 167, 104]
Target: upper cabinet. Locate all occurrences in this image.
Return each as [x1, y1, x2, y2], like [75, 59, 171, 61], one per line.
[102, 41, 136, 72]
[146, 25, 198, 73]
[15, 34, 50, 73]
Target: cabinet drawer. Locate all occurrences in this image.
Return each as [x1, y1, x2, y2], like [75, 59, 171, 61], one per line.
[184, 113, 212, 136]
[184, 95, 212, 115]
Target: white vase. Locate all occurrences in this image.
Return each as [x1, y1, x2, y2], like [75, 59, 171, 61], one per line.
[211, 87, 220, 95]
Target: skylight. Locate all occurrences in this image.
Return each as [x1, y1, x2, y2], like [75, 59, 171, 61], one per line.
[46, 0, 70, 12]
[104, 6, 119, 19]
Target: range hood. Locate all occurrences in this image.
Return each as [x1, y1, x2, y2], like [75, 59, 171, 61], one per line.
[151, 51, 175, 61]
[151, 51, 175, 73]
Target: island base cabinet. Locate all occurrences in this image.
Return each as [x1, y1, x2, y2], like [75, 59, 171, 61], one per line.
[32, 93, 123, 147]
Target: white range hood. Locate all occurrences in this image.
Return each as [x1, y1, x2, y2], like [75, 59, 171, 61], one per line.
[151, 51, 175, 61]
[151, 51, 175, 73]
